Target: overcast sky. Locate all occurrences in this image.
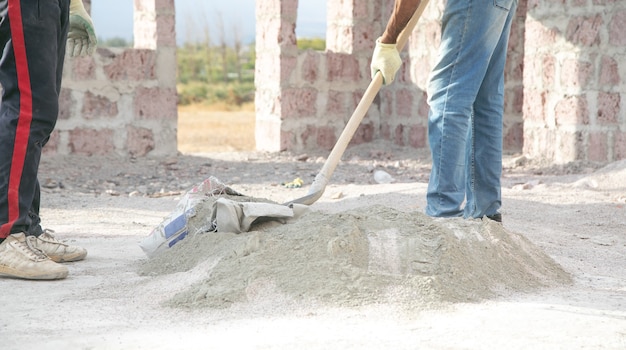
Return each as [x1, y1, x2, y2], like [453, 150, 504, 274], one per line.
[91, 0, 326, 45]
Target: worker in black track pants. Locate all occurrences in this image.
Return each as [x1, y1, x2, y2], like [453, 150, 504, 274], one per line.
[0, 0, 97, 280]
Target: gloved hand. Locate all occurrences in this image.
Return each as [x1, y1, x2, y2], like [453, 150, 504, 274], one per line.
[370, 38, 402, 85]
[67, 0, 97, 57]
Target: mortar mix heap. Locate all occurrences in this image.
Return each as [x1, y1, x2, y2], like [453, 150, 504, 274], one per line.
[139, 179, 572, 311]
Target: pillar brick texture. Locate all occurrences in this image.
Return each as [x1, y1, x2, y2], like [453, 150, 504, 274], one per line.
[46, 0, 177, 157]
[523, 0, 626, 163]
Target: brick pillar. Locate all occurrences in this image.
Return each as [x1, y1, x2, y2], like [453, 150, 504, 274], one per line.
[132, 0, 178, 155]
[326, 0, 384, 55]
[523, 0, 625, 163]
[255, 0, 299, 152]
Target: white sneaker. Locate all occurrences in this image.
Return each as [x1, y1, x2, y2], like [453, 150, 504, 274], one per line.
[0, 233, 68, 280]
[33, 229, 87, 263]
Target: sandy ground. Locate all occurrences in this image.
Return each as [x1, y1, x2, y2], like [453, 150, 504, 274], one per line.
[176, 104, 256, 153]
[0, 141, 624, 350]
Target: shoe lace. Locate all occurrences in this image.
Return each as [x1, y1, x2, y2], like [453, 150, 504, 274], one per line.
[41, 228, 69, 247]
[42, 228, 57, 239]
[23, 235, 50, 261]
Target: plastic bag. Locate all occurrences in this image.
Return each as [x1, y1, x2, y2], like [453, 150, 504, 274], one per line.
[139, 177, 241, 258]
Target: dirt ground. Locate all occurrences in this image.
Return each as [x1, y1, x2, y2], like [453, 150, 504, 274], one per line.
[1, 110, 626, 349]
[177, 104, 256, 153]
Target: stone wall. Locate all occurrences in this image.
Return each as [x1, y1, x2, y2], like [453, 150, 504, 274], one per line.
[256, 0, 626, 164]
[45, 0, 177, 157]
[255, 0, 527, 154]
[49, 0, 625, 164]
[523, 0, 626, 163]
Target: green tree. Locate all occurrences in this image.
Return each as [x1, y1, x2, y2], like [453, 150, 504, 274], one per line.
[100, 37, 131, 48]
[297, 38, 325, 51]
[176, 41, 256, 106]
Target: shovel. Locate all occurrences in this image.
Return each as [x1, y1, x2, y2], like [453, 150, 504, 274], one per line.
[285, 0, 430, 206]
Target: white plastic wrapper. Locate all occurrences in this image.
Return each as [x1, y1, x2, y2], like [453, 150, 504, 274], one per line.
[139, 177, 241, 258]
[139, 177, 309, 258]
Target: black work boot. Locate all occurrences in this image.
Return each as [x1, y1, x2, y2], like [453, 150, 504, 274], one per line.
[485, 213, 502, 223]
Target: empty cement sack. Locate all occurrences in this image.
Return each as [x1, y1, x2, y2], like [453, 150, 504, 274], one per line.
[139, 177, 308, 258]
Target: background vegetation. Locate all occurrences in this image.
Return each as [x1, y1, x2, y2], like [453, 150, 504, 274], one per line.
[99, 36, 326, 110]
[176, 41, 256, 108]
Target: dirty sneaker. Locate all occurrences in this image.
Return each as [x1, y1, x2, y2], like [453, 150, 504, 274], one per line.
[0, 233, 68, 280]
[33, 229, 87, 263]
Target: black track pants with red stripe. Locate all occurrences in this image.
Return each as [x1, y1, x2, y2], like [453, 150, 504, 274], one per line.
[0, 0, 69, 238]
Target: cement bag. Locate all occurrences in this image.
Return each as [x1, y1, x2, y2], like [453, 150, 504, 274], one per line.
[211, 198, 309, 233]
[139, 177, 241, 258]
[139, 177, 309, 258]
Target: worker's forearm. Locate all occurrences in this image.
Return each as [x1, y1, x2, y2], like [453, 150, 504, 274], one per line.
[380, 0, 422, 44]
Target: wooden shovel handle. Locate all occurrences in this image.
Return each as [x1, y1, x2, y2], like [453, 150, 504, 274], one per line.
[290, 0, 430, 205]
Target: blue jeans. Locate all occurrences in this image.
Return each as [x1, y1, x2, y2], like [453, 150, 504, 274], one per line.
[425, 0, 518, 219]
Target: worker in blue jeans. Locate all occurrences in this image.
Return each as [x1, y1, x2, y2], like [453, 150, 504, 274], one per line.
[0, 0, 97, 280]
[371, 0, 518, 222]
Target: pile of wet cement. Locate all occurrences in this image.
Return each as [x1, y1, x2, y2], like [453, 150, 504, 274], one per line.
[138, 204, 572, 310]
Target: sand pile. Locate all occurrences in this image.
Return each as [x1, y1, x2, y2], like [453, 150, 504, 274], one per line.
[138, 203, 572, 311]
[572, 159, 626, 191]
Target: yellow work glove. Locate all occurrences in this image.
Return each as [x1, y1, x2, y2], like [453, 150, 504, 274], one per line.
[370, 38, 402, 85]
[67, 0, 97, 57]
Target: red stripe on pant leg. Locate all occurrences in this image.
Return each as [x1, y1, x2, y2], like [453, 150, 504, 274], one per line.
[0, 0, 34, 237]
